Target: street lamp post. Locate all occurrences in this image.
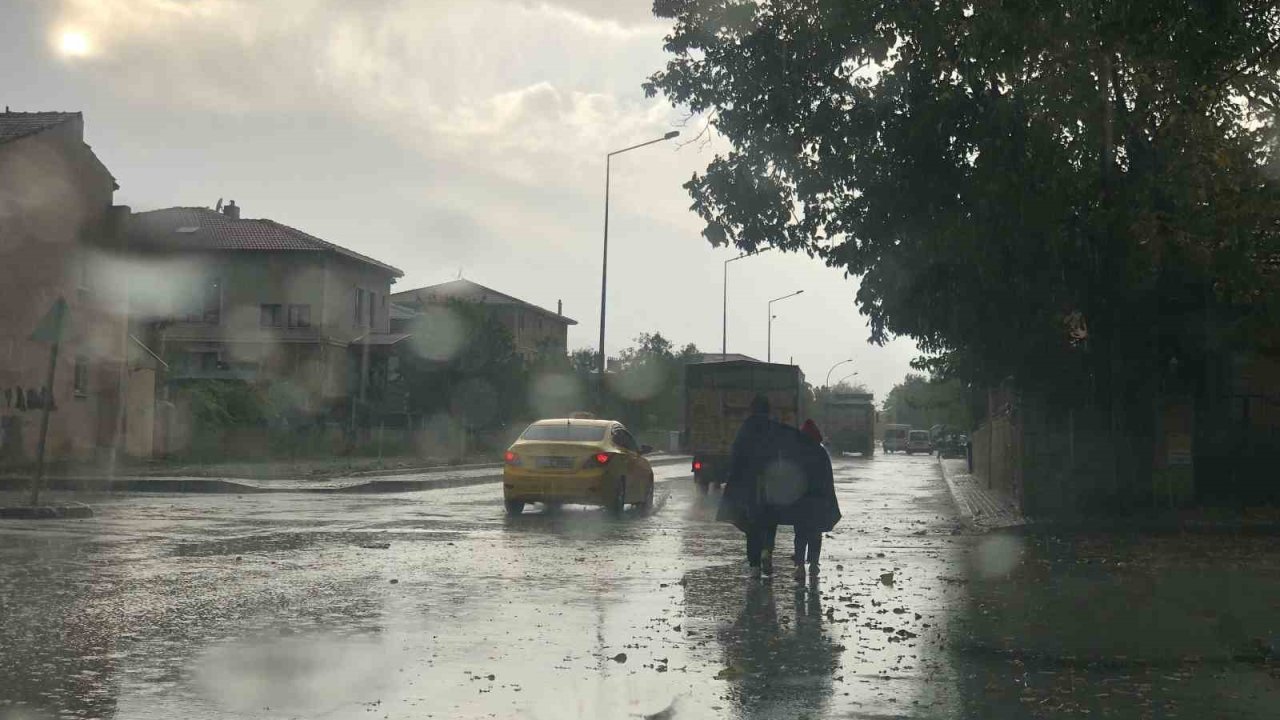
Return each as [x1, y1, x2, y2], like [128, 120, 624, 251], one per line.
[766, 290, 804, 363]
[824, 358, 854, 389]
[722, 248, 770, 357]
[836, 371, 860, 387]
[598, 130, 680, 383]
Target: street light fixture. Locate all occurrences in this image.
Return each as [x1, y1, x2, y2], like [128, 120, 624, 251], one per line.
[767, 290, 804, 363]
[598, 130, 680, 383]
[824, 358, 854, 388]
[722, 248, 771, 356]
[836, 371, 860, 387]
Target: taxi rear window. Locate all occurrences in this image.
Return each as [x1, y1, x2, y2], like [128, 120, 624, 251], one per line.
[521, 424, 608, 442]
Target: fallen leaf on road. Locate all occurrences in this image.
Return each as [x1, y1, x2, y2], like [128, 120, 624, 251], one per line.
[715, 665, 744, 680]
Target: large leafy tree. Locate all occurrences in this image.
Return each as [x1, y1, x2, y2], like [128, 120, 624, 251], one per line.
[882, 373, 973, 430]
[647, 0, 1280, 503]
[399, 299, 525, 434]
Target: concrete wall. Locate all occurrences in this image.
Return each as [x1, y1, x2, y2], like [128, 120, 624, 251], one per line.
[0, 117, 135, 465]
[494, 305, 570, 358]
[972, 413, 1021, 507]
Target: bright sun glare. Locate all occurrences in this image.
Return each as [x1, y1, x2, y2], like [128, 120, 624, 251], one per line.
[57, 30, 91, 57]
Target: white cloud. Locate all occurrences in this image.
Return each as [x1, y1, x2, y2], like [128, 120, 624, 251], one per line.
[35, 0, 923, 399]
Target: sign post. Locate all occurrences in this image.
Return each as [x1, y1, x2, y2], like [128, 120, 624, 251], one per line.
[29, 297, 68, 507]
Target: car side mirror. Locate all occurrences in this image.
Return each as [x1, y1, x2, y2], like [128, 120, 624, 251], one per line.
[639, 444, 654, 455]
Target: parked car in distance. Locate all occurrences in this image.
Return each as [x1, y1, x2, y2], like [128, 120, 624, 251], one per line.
[502, 418, 655, 515]
[905, 429, 932, 455]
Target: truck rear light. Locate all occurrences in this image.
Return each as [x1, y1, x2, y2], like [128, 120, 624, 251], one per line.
[692, 460, 703, 472]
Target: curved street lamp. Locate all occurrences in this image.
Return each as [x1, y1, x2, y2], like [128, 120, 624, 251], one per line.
[824, 358, 854, 388]
[767, 290, 804, 363]
[598, 130, 680, 383]
[836, 371, 860, 387]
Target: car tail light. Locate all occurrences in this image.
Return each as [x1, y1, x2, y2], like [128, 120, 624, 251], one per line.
[588, 452, 611, 467]
[692, 460, 703, 472]
[504, 451, 521, 466]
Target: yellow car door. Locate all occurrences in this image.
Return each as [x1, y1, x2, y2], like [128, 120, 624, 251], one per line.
[612, 426, 652, 506]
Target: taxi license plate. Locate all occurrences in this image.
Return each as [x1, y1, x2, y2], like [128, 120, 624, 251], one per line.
[536, 456, 575, 469]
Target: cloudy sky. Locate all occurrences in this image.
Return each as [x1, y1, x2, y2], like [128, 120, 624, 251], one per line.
[5, 0, 920, 400]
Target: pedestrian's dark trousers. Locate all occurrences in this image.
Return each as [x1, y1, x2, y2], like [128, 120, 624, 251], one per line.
[746, 520, 778, 566]
[794, 528, 822, 565]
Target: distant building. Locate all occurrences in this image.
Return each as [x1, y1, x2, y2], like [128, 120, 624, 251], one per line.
[390, 279, 576, 359]
[128, 204, 404, 423]
[691, 353, 761, 364]
[0, 111, 147, 463]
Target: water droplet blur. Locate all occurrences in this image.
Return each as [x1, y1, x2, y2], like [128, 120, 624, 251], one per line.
[974, 534, 1024, 578]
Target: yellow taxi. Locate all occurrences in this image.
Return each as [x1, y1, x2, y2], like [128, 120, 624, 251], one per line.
[502, 418, 656, 515]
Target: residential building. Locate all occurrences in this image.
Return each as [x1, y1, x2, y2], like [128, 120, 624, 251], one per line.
[128, 204, 404, 425]
[0, 110, 146, 465]
[390, 279, 576, 359]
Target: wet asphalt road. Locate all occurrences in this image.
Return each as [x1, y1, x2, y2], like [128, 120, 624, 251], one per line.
[3, 454, 964, 719]
[8, 454, 1274, 719]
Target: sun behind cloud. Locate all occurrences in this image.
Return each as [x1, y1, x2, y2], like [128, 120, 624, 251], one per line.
[56, 29, 92, 57]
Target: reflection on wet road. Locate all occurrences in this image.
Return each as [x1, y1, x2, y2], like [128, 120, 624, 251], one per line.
[1, 455, 1000, 718]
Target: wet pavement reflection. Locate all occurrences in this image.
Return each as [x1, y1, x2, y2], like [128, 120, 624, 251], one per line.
[6, 453, 1270, 718]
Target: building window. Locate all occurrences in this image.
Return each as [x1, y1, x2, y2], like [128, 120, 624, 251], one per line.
[260, 304, 283, 327]
[354, 288, 364, 326]
[368, 293, 375, 327]
[288, 304, 311, 328]
[73, 355, 88, 397]
[180, 278, 221, 324]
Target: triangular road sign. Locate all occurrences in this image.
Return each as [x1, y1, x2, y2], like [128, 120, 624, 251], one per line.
[30, 297, 68, 343]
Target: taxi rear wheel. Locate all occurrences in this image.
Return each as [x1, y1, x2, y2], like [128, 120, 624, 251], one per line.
[634, 478, 655, 513]
[504, 500, 525, 516]
[606, 477, 626, 516]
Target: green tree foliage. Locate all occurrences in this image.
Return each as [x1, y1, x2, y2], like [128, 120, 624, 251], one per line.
[882, 373, 973, 431]
[646, 1, 1280, 501]
[399, 299, 525, 432]
[569, 333, 700, 432]
[611, 332, 700, 430]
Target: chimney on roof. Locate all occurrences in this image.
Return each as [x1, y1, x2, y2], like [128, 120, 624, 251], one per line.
[557, 299, 562, 315]
[222, 200, 240, 220]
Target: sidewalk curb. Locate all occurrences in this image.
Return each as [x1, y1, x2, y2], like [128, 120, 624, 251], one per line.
[935, 456, 1028, 532]
[1, 455, 692, 495]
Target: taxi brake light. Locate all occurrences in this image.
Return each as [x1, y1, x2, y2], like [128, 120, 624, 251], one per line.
[504, 451, 520, 465]
[593, 453, 611, 466]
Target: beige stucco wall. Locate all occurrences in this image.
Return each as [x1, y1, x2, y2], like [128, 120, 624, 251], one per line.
[150, 248, 396, 408]
[0, 117, 133, 464]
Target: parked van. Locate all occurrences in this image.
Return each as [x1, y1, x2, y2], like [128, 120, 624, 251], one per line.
[883, 424, 910, 453]
[906, 429, 932, 455]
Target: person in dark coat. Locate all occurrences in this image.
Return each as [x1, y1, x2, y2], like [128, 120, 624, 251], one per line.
[717, 394, 793, 578]
[781, 418, 841, 581]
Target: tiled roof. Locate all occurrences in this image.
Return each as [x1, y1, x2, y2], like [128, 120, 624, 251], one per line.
[391, 278, 577, 325]
[130, 207, 402, 276]
[0, 111, 79, 144]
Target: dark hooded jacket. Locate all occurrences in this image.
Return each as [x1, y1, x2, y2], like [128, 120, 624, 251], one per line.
[775, 429, 841, 533]
[717, 415, 841, 533]
[716, 413, 786, 531]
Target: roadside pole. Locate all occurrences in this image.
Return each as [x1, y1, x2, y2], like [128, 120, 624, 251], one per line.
[29, 298, 69, 507]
